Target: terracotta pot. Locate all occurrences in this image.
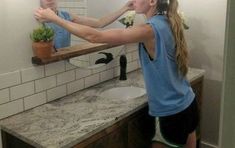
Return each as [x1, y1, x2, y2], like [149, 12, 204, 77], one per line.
[32, 41, 53, 59]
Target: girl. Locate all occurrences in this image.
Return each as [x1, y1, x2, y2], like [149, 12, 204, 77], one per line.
[40, 0, 134, 49]
[35, 0, 198, 147]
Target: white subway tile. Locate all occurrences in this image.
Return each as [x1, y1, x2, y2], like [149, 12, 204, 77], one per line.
[137, 60, 141, 68]
[65, 61, 77, 71]
[45, 61, 65, 76]
[76, 68, 92, 79]
[24, 92, 46, 110]
[112, 58, 120, 67]
[10, 82, 34, 100]
[67, 79, 84, 94]
[100, 69, 114, 82]
[0, 89, 9, 104]
[35, 76, 56, 92]
[47, 85, 67, 102]
[127, 60, 139, 73]
[57, 70, 75, 85]
[114, 67, 120, 78]
[132, 51, 139, 61]
[106, 60, 116, 70]
[0, 99, 23, 120]
[58, 1, 87, 8]
[126, 53, 132, 63]
[21, 66, 44, 83]
[125, 43, 138, 53]
[0, 71, 21, 90]
[92, 65, 106, 74]
[84, 74, 100, 88]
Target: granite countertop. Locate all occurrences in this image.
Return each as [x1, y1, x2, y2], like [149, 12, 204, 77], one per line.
[0, 68, 205, 148]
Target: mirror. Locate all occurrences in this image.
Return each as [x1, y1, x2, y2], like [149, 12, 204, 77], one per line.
[0, 0, 145, 74]
[39, 0, 121, 69]
[39, 0, 145, 69]
[40, 0, 87, 50]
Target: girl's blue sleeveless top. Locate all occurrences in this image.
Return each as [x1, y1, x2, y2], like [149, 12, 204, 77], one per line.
[45, 11, 71, 49]
[139, 15, 195, 117]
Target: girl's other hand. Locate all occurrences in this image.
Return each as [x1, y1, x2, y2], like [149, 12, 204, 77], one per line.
[34, 8, 58, 23]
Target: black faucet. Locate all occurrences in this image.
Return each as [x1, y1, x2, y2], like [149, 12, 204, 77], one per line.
[95, 52, 113, 64]
[119, 54, 127, 80]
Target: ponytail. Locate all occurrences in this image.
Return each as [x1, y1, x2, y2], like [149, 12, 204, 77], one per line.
[157, 0, 189, 76]
[168, 0, 188, 76]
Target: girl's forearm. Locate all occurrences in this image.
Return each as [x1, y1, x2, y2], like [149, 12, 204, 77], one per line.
[71, 6, 128, 28]
[98, 6, 128, 28]
[54, 17, 102, 43]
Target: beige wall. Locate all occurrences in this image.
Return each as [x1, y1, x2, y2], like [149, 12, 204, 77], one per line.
[87, 0, 126, 28]
[0, 0, 40, 74]
[180, 0, 227, 147]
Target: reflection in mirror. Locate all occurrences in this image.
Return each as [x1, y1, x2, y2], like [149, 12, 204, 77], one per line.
[69, 46, 125, 69]
[39, 0, 145, 69]
[40, 0, 73, 50]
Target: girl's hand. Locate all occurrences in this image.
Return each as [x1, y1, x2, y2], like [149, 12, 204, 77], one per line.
[34, 8, 58, 23]
[124, 1, 134, 11]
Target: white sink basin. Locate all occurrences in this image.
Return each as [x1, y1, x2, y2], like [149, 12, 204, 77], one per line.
[99, 86, 146, 100]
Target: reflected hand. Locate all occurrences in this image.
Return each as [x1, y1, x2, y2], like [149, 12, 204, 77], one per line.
[124, 1, 134, 11]
[34, 8, 58, 23]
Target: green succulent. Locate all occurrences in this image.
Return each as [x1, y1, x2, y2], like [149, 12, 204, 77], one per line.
[30, 24, 54, 42]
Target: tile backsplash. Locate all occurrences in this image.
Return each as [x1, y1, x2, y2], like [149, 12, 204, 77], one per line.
[0, 46, 140, 120]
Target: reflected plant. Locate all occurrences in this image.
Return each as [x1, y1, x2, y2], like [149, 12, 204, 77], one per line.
[30, 24, 54, 42]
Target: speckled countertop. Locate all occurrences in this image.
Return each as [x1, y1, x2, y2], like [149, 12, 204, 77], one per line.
[0, 68, 205, 148]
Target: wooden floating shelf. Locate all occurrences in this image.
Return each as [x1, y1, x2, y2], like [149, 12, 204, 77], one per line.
[32, 42, 120, 65]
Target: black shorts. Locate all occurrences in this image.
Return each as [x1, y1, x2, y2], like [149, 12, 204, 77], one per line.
[152, 99, 199, 147]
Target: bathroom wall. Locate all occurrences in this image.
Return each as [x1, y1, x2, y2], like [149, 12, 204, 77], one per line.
[87, 0, 127, 28]
[180, 0, 227, 147]
[0, 1, 140, 147]
[0, 0, 39, 74]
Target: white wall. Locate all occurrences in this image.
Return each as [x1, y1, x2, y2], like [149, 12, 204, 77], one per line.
[87, 0, 127, 29]
[0, 0, 40, 74]
[180, 0, 227, 146]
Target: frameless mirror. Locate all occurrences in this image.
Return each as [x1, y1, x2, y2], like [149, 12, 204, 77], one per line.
[39, 0, 145, 69]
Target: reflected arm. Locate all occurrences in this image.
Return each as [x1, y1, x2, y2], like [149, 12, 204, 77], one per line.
[70, 1, 133, 28]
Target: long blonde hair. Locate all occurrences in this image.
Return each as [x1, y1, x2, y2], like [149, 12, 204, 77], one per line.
[157, 0, 189, 76]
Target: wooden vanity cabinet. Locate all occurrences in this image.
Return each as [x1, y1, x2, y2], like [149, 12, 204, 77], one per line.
[74, 107, 155, 148]
[191, 76, 204, 148]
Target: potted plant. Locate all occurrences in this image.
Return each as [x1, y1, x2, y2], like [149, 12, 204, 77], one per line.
[30, 24, 54, 59]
